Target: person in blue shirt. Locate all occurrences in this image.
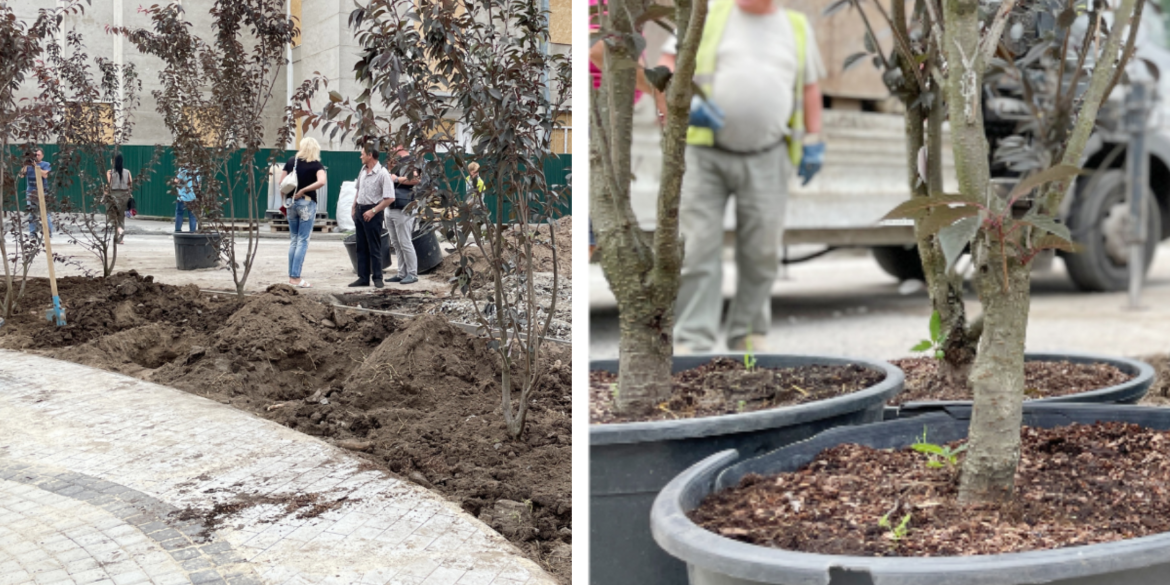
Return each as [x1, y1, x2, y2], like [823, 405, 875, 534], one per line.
[174, 166, 198, 232]
[20, 148, 53, 235]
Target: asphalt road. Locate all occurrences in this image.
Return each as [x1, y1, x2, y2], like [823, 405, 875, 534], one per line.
[589, 243, 1170, 361]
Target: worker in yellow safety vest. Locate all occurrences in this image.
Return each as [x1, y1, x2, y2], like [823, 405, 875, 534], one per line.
[659, 0, 826, 354]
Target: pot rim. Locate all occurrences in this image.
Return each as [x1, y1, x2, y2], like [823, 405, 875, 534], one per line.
[896, 351, 1155, 412]
[651, 404, 1170, 585]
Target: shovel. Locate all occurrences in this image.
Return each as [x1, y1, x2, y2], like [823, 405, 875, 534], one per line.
[34, 166, 66, 327]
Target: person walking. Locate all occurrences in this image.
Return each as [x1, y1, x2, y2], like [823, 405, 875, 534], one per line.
[20, 148, 53, 236]
[661, 0, 827, 353]
[279, 137, 327, 288]
[106, 153, 132, 244]
[350, 144, 395, 288]
[174, 166, 198, 233]
[387, 146, 419, 285]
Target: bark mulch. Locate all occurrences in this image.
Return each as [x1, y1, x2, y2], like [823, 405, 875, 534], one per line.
[888, 357, 1132, 406]
[590, 357, 886, 424]
[691, 422, 1170, 557]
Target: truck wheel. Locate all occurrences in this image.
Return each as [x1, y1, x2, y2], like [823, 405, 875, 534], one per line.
[872, 245, 925, 281]
[1064, 169, 1161, 292]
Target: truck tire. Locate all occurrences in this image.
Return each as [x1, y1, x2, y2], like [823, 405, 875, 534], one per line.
[872, 245, 925, 281]
[1064, 169, 1161, 292]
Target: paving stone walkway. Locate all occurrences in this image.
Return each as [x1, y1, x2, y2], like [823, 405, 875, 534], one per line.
[0, 349, 554, 585]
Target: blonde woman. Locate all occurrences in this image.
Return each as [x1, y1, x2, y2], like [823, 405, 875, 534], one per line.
[279, 137, 327, 287]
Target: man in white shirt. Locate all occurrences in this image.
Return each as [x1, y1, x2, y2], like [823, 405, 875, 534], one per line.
[350, 144, 395, 288]
[661, 0, 827, 353]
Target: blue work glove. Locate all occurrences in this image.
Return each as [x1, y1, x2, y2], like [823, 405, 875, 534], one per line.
[688, 95, 725, 131]
[798, 142, 826, 186]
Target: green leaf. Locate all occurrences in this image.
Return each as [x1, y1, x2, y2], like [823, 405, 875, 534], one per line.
[842, 51, 869, 72]
[1018, 213, 1072, 242]
[882, 194, 973, 221]
[911, 340, 933, 352]
[864, 31, 876, 53]
[823, 0, 852, 18]
[939, 215, 979, 272]
[928, 311, 941, 343]
[934, 349, 945, 360]
[1009, 164, 1082, 201]
[926, 459, 944, 468]
[329, 90, 343, 103]
[1034, 233, 1081, 253]
[643, 65, 672, 92]
[911, 443, 946, 456]
[919, 203, 980, 237]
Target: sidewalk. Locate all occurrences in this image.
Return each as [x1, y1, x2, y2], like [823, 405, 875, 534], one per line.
[0, 350, 553, 585]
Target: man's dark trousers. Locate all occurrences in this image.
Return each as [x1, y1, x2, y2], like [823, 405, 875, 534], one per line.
[353, 203, 384, 283]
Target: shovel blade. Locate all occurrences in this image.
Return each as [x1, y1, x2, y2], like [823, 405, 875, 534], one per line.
[45, 296, 66, 327]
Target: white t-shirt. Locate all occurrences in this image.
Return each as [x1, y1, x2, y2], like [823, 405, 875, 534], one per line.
[664, 4, 827, 152]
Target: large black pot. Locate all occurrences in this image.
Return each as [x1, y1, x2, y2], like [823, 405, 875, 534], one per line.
[343, 232, 393, 275]
[652, 403, 1170, 585]
[886, 352, 1155, 420]
[174, 232, 222, 270]
[590, 354, 904, 585]
[412, 225, 443, 274]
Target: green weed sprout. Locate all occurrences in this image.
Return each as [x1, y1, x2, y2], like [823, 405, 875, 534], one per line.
[878, 512, 912, 542]
[911, 311, 947, 360]
[737, 399, 747, 413]
[743, 334, 758, 371]
[610, 383, 619, 402]
[911, 428, 968, 468]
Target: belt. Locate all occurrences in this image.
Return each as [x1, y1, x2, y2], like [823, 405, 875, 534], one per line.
[708, 138, 787, 157]
[356, 202, 378, 209]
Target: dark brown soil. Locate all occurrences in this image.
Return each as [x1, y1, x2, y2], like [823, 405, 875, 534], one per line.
[0, 273, 571, 583]
[431, 216, 573, 286]
[691, 422, 1170, 557]
[889, 357, 1133, 405]
[590, 357, 886, 424]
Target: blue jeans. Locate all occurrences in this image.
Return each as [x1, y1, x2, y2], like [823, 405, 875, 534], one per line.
[175, 200, 197, 232]
[287, 199, 317, 279]
[25, 195, 54, 235]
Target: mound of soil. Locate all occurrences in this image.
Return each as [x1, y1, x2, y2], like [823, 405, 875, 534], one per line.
[0, 271, 238, 350]
[590, 357, 886, 424]
[0, 274, 571, 583]
[890, 357, 1133, 405]
[432, 216, 573, 286]
[692, 422, 1170, 557]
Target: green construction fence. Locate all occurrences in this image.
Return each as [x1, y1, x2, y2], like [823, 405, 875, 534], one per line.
[3, 145, 571, 224]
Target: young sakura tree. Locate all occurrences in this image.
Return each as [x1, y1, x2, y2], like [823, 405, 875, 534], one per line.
[590, 0, 708, 415]
[840, 0, 1148, 386]
[117, 0, 298, 297]
[0, 0, 89, 319]
[43, 30, 156, 277]
[297, 0, 571, 439]
[873, 0, 1143, 502]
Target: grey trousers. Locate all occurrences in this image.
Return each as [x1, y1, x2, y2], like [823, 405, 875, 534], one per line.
[385, 208, 418, 278]
[674, 144, 790, 352]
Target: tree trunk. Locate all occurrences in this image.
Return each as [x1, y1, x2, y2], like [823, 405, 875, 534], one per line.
[959, 237, 1030, 502]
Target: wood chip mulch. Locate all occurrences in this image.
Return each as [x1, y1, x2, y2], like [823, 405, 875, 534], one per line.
[690, 422, 1170, 557]
[590, 357, 886, 424]
[888, 357, 1133, 406]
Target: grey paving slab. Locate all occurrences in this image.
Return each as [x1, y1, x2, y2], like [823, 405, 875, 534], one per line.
[0, 350, 553, 585]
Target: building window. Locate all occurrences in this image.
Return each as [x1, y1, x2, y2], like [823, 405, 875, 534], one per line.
[551, 112, 571, 154]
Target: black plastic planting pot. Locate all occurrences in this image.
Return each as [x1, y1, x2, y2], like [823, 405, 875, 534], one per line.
[652, 403, 1170, 585]
[173, 232, 222, 270]
[590, 354, 903, 585]
[887, 352, 1155, 420]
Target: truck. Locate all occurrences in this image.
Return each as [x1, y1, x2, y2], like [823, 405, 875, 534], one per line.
[622, 1, 1170, 292]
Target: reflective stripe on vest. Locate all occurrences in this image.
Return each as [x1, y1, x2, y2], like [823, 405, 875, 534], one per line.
[686, 1, 807, 167]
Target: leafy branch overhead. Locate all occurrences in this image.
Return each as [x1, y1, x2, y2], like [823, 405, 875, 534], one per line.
[883, 164, 1082, 276]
